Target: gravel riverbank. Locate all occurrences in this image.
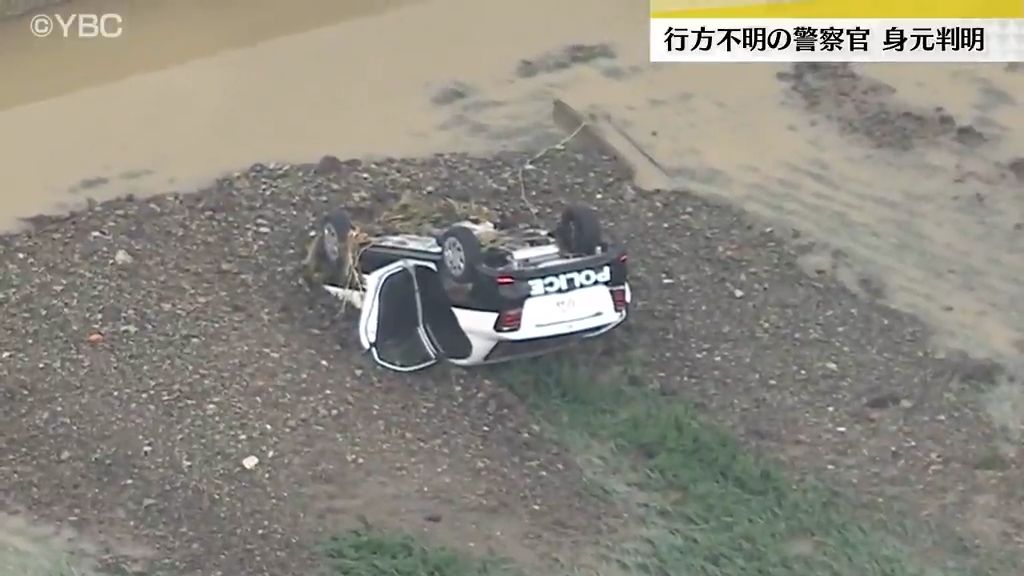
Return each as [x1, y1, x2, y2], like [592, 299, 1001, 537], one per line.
[1, 151, 1019, 574]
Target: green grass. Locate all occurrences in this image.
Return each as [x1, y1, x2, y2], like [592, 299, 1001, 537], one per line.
[489, 346, 997, 576]
[317, 344, 1009, 576]
[320, 523, 519, 576]
[0, 544, 86, 576]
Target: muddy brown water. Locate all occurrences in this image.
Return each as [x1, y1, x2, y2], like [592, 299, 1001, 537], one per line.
[1, 0, 1022, 568]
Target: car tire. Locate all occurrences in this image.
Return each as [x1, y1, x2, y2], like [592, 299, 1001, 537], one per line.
[316, 209, 353, 285]
[558, 205, 602, 255]
[438, 226, 481, 285]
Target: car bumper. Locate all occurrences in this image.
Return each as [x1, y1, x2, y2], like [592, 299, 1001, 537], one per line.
[483, 331, 593, 363]
[448, 310, 627, 366]
[448, 283, 630, 366]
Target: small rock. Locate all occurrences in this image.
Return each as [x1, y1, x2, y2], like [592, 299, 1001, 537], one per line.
[953, 125, 986, 147]
[948, 352, 1003, 385]
[113, 249, 134, 265]
[86, 332, 104, 345]
[242, 455, 259, 470]
[430, 81, 475, 105]
[824, 361, 839, 372]
[142, 498, 158, 509]
[424, 513, 443, 523]
[78, 176, 109, 190]
[864, 392, 902, 409]
[1007, 158, 1024, 183]
[314, 155, 344, 176]
[58, 450, 71, 461]
[733, 289, 745, 299]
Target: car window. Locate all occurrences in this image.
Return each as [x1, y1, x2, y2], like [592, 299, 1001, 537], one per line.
[374, 268, 433, 368]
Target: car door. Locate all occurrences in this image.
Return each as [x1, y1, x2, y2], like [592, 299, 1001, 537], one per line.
[411, 264, 474, 361]
[358, 260, 439, 372]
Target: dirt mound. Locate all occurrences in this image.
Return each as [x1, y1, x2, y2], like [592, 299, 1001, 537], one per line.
[515, 44, 617, 78]
[0, 153, 630, 575]
[2, 150, 1021, 573]
[780, 63, 990, 151]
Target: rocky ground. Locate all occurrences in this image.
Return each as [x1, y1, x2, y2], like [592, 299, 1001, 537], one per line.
[1, 149, 1021, 575]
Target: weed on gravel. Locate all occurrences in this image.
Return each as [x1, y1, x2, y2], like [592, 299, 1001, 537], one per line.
[320, 523, 519, 576]
[0, 546, 92, 576]
[492, 347, 1002, 576]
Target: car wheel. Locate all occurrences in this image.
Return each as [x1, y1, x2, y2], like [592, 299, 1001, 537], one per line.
[316, 209, 353, 285]
[558, 205, 602, 255]
[439, 226, 481, 285]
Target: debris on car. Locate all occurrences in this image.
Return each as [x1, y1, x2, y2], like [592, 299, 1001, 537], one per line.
[303, 198, 631, 372]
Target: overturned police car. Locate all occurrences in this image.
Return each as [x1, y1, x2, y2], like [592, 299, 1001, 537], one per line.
[305, 204, 631, 372]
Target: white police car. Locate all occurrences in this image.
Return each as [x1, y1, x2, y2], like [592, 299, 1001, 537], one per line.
[307, 204, 631, 372]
